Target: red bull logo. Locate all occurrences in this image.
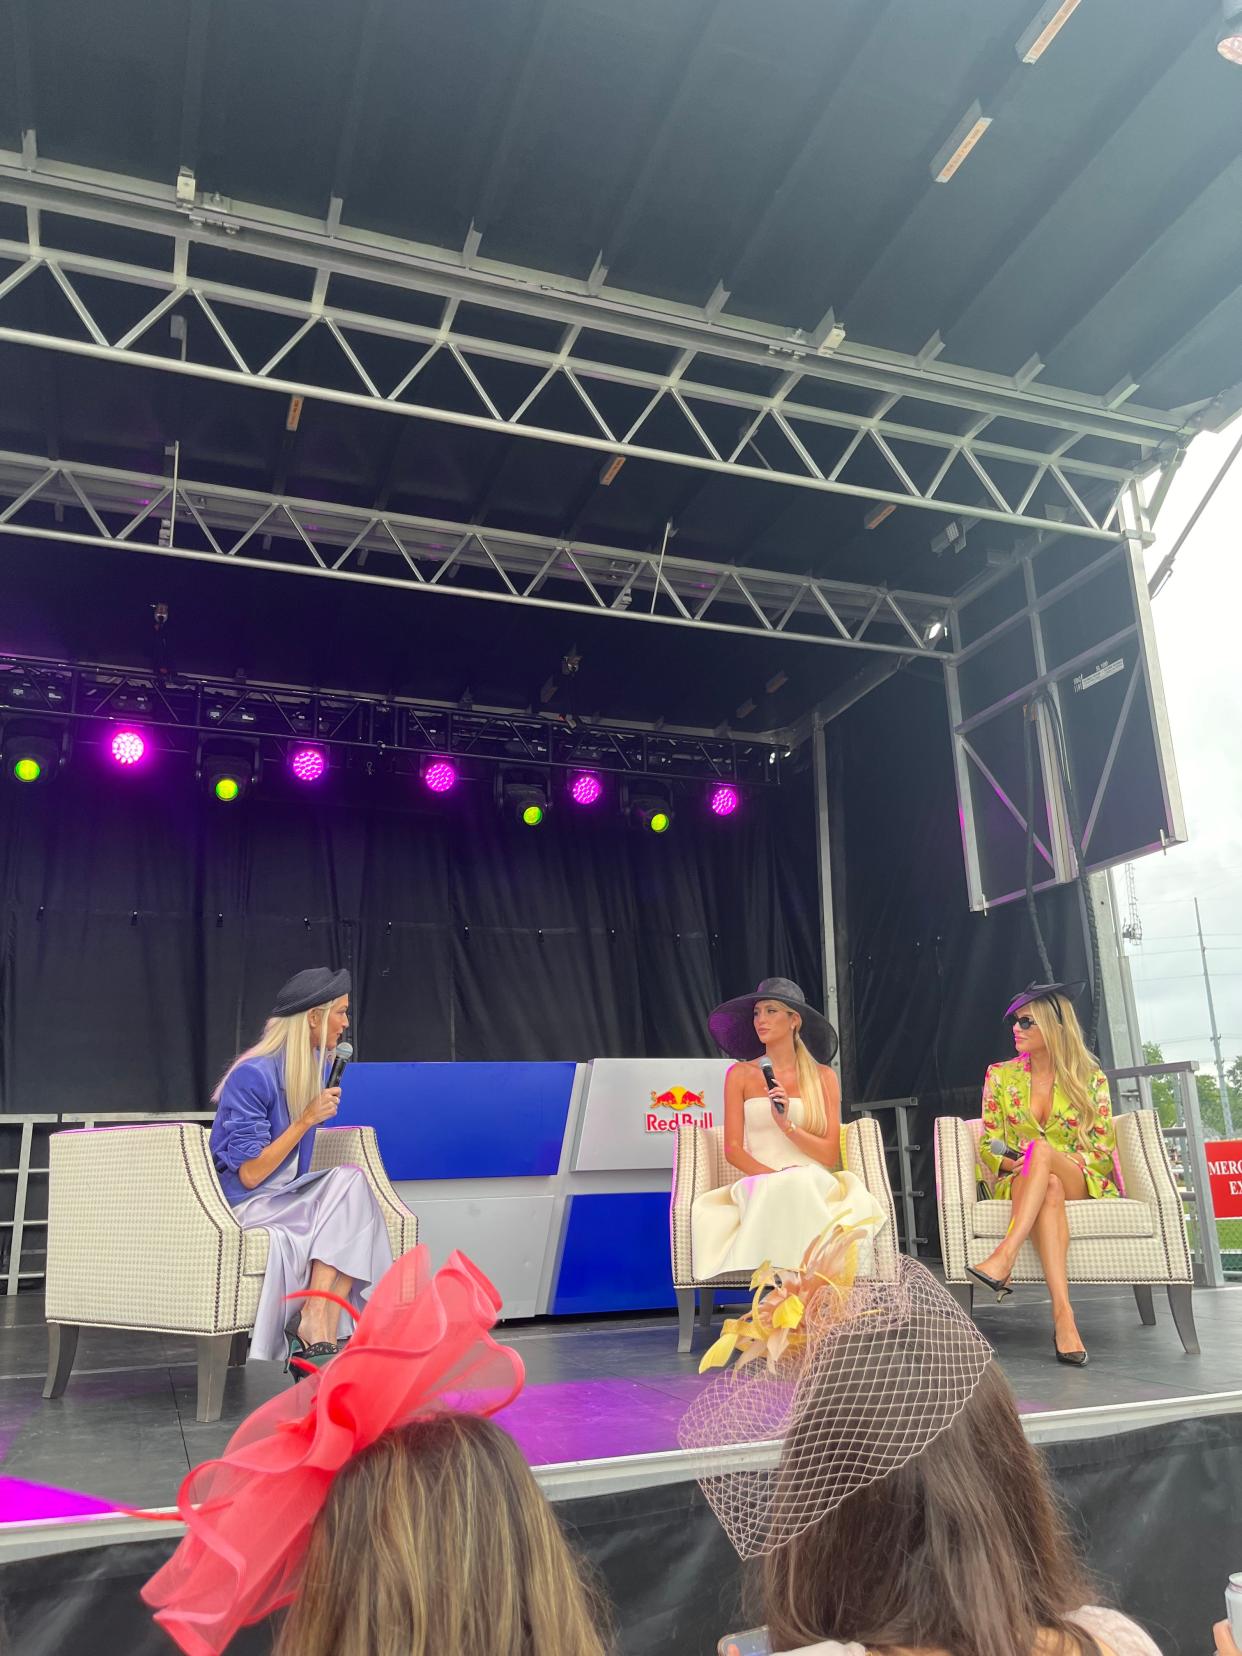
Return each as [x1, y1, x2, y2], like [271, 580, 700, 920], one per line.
[646, 1084, 714, 1133]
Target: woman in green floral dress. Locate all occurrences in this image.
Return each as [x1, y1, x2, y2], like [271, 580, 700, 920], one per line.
[968, 982, 1119, 1367]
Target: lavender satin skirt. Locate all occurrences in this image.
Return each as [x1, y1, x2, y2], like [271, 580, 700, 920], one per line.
[233, 1165, 394, 1361]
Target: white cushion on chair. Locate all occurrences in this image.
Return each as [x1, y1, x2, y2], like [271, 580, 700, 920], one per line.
[972, 1197, 1155, 1240]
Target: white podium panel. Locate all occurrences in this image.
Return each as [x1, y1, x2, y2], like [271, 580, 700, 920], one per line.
[573, 1057, 733, 1171]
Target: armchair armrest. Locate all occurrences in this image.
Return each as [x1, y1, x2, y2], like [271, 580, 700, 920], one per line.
[309, 1126, 418, 1258]
[45, 1123, 252, 1335]
[842, 1116, 899, 1281]
[935, 1116, 981, 1283]
[1114, 1110, 1192, 1280]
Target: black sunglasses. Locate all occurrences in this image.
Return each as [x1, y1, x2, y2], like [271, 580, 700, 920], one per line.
[1012, 997, 1064, 1030]
[1012, 1014, 1037, 1030]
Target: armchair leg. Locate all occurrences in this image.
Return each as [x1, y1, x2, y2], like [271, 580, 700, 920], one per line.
[196, 1334, 234, 1424]
[42, 1323, 80, 1400]
[697, 1289, 716, 1334]
[228, 1332, 250, 1368]
[1166, 1285, 1200, 1356]
[676, 1288, 695, 1354]
[945, 1283, 975, 1318]
[1133, 1285, 1156, 1327]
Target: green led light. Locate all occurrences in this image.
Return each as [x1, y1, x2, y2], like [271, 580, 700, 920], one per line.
[649, 810, 671, 834]
[213, 775, 241, 802]
[521, 803, 545, 827]
[12, 757, 42, 783]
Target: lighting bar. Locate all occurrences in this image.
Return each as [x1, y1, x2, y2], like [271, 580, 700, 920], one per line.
[931, 103, 993, 184]
[1016, 0, 1081, 65]
[864, 503, 897, 530]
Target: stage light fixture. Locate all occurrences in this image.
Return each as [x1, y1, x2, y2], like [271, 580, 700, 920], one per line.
[569, 771, 603, 806]
[289, 745, 327, 783]
[110, 728, 147, 767]
[1015, 0, 1080, 64]
[498, 770, 550, 828]
[422, 757, 458, 794]
[627, 786, 673, 835]
[709, 784, 740, 819]
[1219, 0, 1242, 62]
[925, 617, 947, 643]
[198, 739, 260, 804]
[2, 721, 66, 786]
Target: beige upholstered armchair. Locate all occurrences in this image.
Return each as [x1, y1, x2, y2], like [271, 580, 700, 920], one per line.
[669, 1117, 901, 1353]
[42, 1122, 418, 1423]
[934, 1109, 1197, 1352]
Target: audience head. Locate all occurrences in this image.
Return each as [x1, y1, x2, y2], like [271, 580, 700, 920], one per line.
[276, 1413, 607, 1656]
[685, 1258, 1102, 1656]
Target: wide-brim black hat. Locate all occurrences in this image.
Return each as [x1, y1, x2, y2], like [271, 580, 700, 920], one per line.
[1004, 980, 1086, 1023]
[708, 976, 838, 1065]
[271, 967, 351, 1019]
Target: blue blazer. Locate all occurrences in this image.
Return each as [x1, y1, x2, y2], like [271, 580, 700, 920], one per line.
[210, 1054, 318, 1207]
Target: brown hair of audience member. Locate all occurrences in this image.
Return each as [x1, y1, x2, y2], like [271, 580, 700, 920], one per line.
[761, 1362, 1105, 1656]
[277, 1414, 608, 1656]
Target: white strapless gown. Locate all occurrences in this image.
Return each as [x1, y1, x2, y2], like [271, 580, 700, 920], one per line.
[690, 1096, 885, 1278]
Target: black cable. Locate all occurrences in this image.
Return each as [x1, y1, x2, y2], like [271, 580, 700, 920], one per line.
[1040, 689, 1103, 1052]
[1023, 701, 1055, 983]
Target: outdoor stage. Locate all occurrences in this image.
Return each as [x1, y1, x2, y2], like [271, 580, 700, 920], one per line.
[1, 1279, 1240, 1654]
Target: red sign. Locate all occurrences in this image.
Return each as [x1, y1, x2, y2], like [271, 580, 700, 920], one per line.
[1205, 1140, 1242, 1220]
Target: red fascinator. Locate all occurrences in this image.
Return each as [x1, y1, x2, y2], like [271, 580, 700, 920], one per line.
[141, 1246, 524, 1656]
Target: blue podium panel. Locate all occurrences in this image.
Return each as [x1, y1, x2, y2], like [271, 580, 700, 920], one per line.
[337, 1062, 576, 1180]
[552, 1192, 678, 1314]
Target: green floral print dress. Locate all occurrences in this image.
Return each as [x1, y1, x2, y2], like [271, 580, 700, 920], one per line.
[975, 1055, 1120, 1200]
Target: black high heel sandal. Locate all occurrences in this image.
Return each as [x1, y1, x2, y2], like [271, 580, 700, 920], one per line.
[283, 1332, 307, 1375]
[288, 1341, 339, 1380]
[966, 1265, 1014, 1302]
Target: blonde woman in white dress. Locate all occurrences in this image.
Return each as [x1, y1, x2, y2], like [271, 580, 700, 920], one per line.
[690, 977, 885, 1278]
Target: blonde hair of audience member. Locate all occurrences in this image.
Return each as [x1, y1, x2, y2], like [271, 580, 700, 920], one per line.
[276, 1414, 609, 1656]
[211, 998, 337, 1121]
[1025, 995, 1101, 1159]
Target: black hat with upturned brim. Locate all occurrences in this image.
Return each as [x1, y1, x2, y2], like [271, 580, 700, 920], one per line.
[708, 976, 839, 1066]
[1004, 980, 1086, 1023]
[271, 967, 351, 1019]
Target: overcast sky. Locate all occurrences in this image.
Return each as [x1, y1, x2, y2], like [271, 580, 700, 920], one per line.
[1118, 420, 1242, 1079]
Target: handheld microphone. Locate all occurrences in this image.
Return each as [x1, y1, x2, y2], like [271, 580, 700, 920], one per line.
[988, 1137, 1021, 1164]
[759, 1057, 785, 1114]
[326, 1040, 353, 1089]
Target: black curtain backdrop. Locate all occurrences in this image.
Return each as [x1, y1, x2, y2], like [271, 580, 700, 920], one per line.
[0, 761, 821, 1114]
[829, 669, 1096, 1250]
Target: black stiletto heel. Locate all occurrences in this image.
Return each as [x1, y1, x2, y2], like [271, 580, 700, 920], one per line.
[1053, 1335, 1088, 1366]
[966, 1265, 1014, 1302]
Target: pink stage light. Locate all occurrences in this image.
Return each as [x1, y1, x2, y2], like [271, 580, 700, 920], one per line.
[289, 746, 327, 783]
[424, 759, 458, 794]
[709, 784, 740, 818]
[570, 772, 602, 806]
[110, 728, 147, 767]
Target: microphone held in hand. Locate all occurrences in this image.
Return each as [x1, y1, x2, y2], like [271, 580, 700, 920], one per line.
[989, 1137, 1022, 1165]
[326, 1040, 353, 1090]
[759, 1057, 785, 1114]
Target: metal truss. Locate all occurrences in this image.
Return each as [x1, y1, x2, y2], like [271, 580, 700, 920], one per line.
[0, 151, 1190, 542]
[0, 452, 953, 657]
[0, 653, 784, 787]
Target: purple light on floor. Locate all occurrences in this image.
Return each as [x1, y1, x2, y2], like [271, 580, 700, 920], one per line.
[289, 746, 327, 783]
[424, 758, 458, 794]
[570, 772, 602, 806]
[109, 728, 146, 767]
[709, 783, 740, 818]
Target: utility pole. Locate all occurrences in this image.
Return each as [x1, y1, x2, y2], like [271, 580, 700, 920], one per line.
[1195, 896, 1235, 1137]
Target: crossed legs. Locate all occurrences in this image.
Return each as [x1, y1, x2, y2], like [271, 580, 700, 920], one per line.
[973, 1140, 1088, 1357]
[296, 1259, 358, 1349]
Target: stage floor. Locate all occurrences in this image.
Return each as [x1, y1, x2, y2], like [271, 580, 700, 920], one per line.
[2, 1280, 1241, 1531]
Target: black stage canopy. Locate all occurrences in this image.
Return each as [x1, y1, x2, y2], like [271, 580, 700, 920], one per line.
[0, 2, 1239, 1139]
